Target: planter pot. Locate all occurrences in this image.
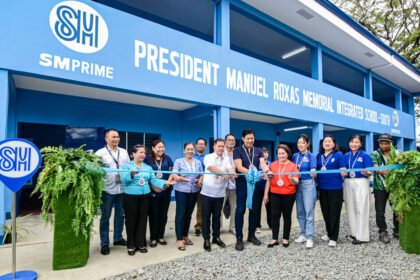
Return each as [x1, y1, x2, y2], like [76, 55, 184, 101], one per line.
[399, 205, 420, 254]
[53, 192, 90, 270]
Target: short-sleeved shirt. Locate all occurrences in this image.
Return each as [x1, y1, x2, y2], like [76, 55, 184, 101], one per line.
[316, 151, 346, 190]
[292, 152, 317, 181]
[194, 153, 206, 170]
[370, 149, 390, 191]
[201, 153, 233, 198]
[95, 146, 130, 194]
[144, 155, 174, 197]
[269, 160, 299, 195]
[344, 150, 372, 179]
[233, 145, 264, 187]
[256, 160, 271, 190]
[224, 149, 236, 190]
[173, 158, 203, 193]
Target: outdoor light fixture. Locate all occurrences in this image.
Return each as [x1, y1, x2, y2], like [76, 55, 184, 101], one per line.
[282, 46, 307, 59]
[283, 126, 311, 132]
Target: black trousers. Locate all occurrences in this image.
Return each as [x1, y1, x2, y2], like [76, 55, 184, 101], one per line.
[270, 193, 296, 240]
[319, 189, 343, 241]
[252, 186, 271, 228]
[149, 189, 172, 241]
[201, 194, 224, 240]
[123, 193, 150, 249]
[374, 189, 399, 233]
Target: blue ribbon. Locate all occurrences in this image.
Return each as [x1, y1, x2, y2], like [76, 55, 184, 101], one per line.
[245, 167, 260, 210]
[103, 164, 404, 176]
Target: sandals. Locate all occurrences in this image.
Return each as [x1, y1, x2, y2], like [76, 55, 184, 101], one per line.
[158, 239, 167, 245]
[177, 240, 186, 251]
[183, 238, 193, 245]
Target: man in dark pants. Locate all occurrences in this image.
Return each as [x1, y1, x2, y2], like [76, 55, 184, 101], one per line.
[201, 139, 236, 251]
[233, 129, 271, 251]
[95, 129, 130, 255]
[370, 133, 399, 243]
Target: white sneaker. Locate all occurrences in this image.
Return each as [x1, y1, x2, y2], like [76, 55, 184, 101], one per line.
[328, 240, 337, 247]
[256, 228, 261, 234]
[294, 235, 306, 243]
[306, 240, 314, 248]
[321, 235, 330, 242]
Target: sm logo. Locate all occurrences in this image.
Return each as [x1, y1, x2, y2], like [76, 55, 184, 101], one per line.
[49, 1, 108, 53]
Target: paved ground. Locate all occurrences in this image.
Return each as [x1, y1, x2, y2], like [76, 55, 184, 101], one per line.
[1, 195, 419, 280]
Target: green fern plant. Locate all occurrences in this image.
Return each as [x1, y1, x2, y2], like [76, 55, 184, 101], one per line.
[32, 145, 106, 239]
[386, 145, 420, 221]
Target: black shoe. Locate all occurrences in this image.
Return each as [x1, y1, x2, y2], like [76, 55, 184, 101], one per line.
[247, 236, 262, 246]
[212, 237, 226, 248]
[150, 240, 157, 248]
[113, 239, 127, 246]
[137, 247, 148, 253]
[204, 239, 211, 252]
[235, 239, 244, 251]
[282, 240, 289, 248]
[127, 249, 135, 256]
[195, 229, 201, 236]
[352, 239, 367, 245]
[267, 241, 279, 248]
[101, 245, 110, 255]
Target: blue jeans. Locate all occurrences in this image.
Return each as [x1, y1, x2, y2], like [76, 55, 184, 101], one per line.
[296, 179, 317, 240]
[175, 191, 198, 240]
[100, 191, 124, 247]
[235, 184, 258, 240]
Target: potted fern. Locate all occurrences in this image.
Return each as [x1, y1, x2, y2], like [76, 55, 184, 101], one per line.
[32, 145, 106, 270]
[386, 148, 420, 254]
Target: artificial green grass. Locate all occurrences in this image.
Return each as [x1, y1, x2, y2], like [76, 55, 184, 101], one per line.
[399, 205, 420, 254]
[53, 192, 90, 270]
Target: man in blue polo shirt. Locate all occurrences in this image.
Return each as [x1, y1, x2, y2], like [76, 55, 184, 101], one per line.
[233, 129, 271, 251]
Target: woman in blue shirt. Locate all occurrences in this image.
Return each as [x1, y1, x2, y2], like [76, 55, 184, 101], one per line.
[292, 134, 317, 249]
[172, 142, 203, 251]
[316, 135, 346, 247]
[343, 135, 372, 245]
[144, 139, 174, 248]
[121, 144, 175, 256]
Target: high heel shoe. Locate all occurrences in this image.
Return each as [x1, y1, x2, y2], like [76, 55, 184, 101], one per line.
[267, 241, 279, 248]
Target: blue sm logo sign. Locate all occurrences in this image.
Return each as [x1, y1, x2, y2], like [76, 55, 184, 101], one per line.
[49, 1, 109, 54]
[0, 139, 42, 193]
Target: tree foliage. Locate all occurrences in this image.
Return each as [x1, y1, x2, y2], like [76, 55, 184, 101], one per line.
[332, 0, 419, 68]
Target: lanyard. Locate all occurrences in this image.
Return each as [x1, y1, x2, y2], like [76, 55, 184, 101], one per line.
[348, 151, 361, 170]
[321, 152, 333, 169]
[106, 146, 120, 168]
[242, 145, 255, 168]
[277, 160, 289, 177]
[184, 159, 196, 173]
[156, 159, 163, 171]
[295, 152, 307, 170]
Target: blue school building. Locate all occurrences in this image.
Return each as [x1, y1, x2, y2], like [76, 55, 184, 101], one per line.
[0, 0, 419, 241]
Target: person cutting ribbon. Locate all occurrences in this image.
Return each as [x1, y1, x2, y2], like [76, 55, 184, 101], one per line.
[232, 129, 272, 251]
